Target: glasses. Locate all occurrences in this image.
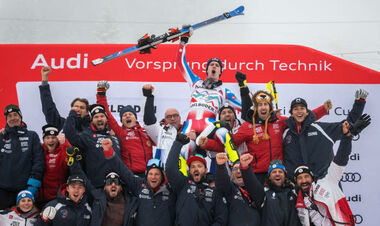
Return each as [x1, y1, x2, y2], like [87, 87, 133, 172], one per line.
[165, 114, 179, 119]
[105, 178, 121, 186]
[147, 158, 164, 168]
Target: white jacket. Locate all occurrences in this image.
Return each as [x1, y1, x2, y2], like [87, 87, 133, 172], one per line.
[0, 207, 38, 226]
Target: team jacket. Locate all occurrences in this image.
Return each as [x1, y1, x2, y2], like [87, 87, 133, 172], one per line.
[241, 165, 301, 226]
[0, 207, 39, 226]
[97, 94, 153, 174]
[0, 123, 45, 191]
[39, 83, 90, 132]
[36, 189, 92, 226]
[295, 136, 355, 226]
[63, 110, 121, 188]
[215, 164, 260, 226]
[106, 154, 176, 226]
[283, 99, 365, 180]
[166, 141, 228, 226]
[38, 140, 71, 203]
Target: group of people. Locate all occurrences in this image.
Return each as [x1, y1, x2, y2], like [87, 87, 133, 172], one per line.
[0, 32, 372, 226]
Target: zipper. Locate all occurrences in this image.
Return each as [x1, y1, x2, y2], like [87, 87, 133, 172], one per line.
[137, 130, 147, 163]
[129, 153, 132, 168]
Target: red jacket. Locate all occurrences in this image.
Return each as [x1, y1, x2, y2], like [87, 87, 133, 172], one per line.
[38, 140, 70, 203]
[97, 94, 153, 173]
[203, 106, 327, 173]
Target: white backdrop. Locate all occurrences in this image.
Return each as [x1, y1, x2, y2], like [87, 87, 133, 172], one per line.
[17, 81, 379, 224]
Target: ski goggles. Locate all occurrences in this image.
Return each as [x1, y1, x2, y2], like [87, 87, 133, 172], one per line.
[105, 177, 121, 186]
[147, 158, 164, 169]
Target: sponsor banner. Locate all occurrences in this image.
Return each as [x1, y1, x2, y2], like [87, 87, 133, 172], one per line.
[1, 44, 380, 225]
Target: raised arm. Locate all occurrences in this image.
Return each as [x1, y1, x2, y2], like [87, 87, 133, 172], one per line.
[39, 66, 66, 131]
[165, 134, 190, 192]
[176, 36, 201, 87]
[239, 153, 265, 207]
[215, 153, 233, 196]
[63, 109, 86, 149]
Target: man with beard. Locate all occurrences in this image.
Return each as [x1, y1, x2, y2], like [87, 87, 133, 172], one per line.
[97, 81, 153, 177]
[240, 154, 301, 226]
[40, 66, 90, 132]
[37, 124, 71, 207]
[283, 89, 367, 180]
[98, 138, 176, 226]
[36, 174, 92, 225]
[0, 104, 45, 209]
[166, 133, 228, 226]
[294, 116, 370, 226]
[215, 152, 260, 226]
[63, 104, 121, 188]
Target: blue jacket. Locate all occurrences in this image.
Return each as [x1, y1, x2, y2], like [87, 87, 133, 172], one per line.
[215, 164, 260, 226]
[39, 84, 90, 132]
[108, 155, 176, 226]
[36, 189, 92, 226]
[283, 99, 365, 180]
[0, 123, 44, 191]
[63, 110, 121, 188]
[166, 141, 228, 226]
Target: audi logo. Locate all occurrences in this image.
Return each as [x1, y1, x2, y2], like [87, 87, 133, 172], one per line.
[354, 214, 363, 224]
[341, 172, 361, 182]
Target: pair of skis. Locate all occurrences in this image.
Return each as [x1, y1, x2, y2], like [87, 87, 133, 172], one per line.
[91, 5, 245, 66]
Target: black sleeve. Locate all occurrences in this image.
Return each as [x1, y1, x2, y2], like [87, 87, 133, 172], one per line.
[30, 132, 45, 181]
[165, 141, 188, 192]
[215, 164, 233, 197]
[69, 160, 96, 195]
[347, 99, 365, 124]
[333, 136, 352, 166]
[240, 86, 252, 122]
[143, 95, 157, 125]
[63, 110, 86, 149]
[211, 190, 228, 226]
[241, 165, 265, 207]
[39, 84, 66, 131]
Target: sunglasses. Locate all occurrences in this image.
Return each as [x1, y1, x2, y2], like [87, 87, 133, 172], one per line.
[105, 178, 121, 186]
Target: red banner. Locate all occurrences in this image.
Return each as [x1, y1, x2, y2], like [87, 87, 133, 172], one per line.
[0, 44, 379, 126]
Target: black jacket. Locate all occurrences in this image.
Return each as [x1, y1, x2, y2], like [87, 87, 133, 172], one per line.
[108, 155, 176, 226]
[0, 123, 44, 191]
[215, 164, 260, 226]
[241, 165, 301, 226]
[166, 141, 228, 226]
[63, 110, 121, 188]
[283, 99, 365, 180]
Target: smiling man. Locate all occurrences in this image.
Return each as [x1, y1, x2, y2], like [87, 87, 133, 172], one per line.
[239, 154, 301, 226]
[283, 89, 368, 180]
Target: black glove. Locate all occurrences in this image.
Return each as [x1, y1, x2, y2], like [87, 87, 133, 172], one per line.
[214, 120, 231, 131]
[176, 133, 190, 145]
[180, 25, 192, 44]
[349, 114, 371, 136]
[235, 71, 247, 87]
[142, 88, 153, 97]
[203, 78, 214, 89]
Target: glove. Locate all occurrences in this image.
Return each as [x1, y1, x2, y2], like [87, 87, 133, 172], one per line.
[27, 178, 41, 196]
[142, 88, 153, 97]
[180, 24, 193, 44]
[42, 206, 57, 222]
[97, 80, 110, 96]
[66, 146, 82, 166]
[355, 89, 368, 100]
[176, 133, 190, 145]
[349, 114, 371, 136]
[235, 71, 247, 88]
[214, 120, 231, 131]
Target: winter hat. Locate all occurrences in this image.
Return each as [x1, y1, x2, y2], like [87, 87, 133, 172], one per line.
[16, 190, 34, 205]
[119, 105, 137, 121]
[218, 104, 237, 120]
[67, 174, 86, 186]
[89, 104, 107, 120]
[42, 124, 59, 138]
[251, 90, 274, 144]
[289, 98, 308, 114]
[293, 165, 314, 182]
[187, 154, 207, 168]
[145, 158, 165, 180]
[206, 57, 223, 77]
[268, 159, 287, 176]
[4, 104, 22, 119]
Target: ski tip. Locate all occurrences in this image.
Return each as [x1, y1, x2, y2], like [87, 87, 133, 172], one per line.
[91, 58, 104, 66]
[236, 5, 245, 13]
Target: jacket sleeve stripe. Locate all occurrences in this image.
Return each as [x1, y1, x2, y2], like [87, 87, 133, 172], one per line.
[311, 123, 334, 145]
